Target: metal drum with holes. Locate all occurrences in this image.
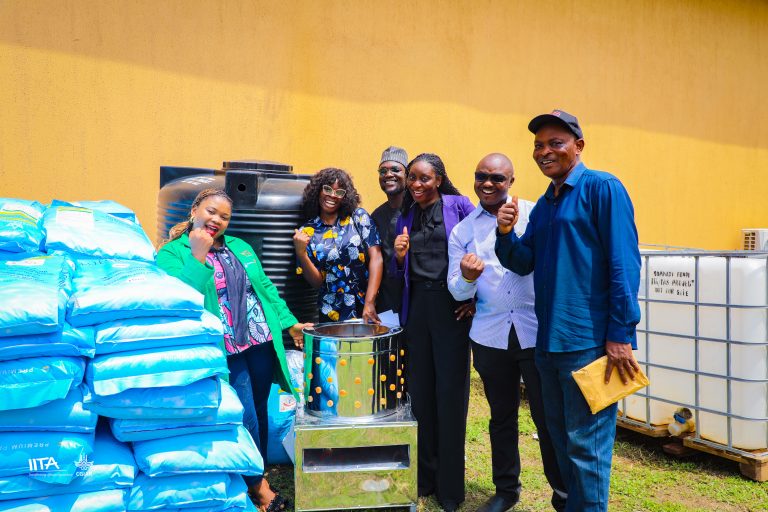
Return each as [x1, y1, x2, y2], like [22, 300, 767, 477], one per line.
[302, 321, 405, 421]
[157, 160, 319, 338]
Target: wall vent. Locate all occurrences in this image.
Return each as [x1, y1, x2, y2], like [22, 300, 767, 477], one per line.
[742, 229, 768, 250]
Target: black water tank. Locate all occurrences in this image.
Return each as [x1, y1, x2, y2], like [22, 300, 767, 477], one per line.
[157, 161, 318, 344]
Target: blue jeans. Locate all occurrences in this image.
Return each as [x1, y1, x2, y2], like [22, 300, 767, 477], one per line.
[535, 346, 617, 512]
[228, 341, 275, 487]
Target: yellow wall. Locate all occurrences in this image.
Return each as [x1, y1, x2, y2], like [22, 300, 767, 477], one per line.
[1, 0, 766, 248]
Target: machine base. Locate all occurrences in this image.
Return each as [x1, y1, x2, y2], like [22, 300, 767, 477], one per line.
[292, 406, 418, 511]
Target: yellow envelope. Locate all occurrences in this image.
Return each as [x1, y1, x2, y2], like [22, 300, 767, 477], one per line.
[571, 355, 649, 415]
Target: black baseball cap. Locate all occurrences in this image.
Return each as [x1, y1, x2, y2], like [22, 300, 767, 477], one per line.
[528, 109, 583, 139]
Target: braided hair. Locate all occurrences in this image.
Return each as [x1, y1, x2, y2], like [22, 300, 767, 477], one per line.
[401, 153, 462, 214]
[300, 168, 361, 221]
[159, 188, 233, 248]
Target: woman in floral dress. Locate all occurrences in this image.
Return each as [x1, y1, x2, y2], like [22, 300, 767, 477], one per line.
[293, 168, 383, 324]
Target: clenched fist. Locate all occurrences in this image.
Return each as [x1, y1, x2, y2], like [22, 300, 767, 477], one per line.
[293, 229, 311, 256]
[460, 253, 485, 281]
[497, 196, 519, 235]
[394, 226, 409, 264]
[189, 227, 214, 263]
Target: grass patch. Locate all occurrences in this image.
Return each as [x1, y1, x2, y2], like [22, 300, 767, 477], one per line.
[267, 369, 768, 511]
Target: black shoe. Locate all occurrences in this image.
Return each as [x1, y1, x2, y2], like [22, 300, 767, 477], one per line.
[438, 500, 460, 512]
[477, 493, 519, 512]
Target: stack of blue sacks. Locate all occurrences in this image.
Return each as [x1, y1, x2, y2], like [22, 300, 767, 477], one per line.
[0, 200, 135, 511]
[0, 199, 262, 511]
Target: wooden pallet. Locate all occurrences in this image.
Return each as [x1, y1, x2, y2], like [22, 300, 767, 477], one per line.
[616, 414, 670, 438]
[615, 414, 768, 482]
[683, 437, 768, 482]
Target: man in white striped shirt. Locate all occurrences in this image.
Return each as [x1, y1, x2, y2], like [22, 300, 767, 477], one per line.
[448, 153, 566, 512]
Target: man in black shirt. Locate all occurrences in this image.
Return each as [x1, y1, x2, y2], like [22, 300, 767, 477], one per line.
[370, 146, 408, 314]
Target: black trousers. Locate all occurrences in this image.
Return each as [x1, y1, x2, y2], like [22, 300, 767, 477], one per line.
[405, 282, 471, 505]
[472, 325, 565, 502]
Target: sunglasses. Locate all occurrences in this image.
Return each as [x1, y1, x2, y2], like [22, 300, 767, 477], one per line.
[378, 166, 403, 176]
[322, 184, 347, 198]
[474, 172, 508, 184]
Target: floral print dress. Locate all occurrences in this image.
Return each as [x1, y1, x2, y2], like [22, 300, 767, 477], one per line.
[297, 207, 381, 322]
[206, 247, 273, 354]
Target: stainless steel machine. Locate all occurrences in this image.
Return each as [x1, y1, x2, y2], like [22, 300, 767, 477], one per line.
[294, 322, 417, 511]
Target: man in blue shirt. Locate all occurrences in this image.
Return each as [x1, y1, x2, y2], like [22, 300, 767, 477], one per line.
[495, 110, 641, 512]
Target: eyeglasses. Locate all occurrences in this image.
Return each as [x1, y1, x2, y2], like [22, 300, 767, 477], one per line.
[322, 184, 347, 198]
[378, 166, 403, 176]
[474, 172, 508, 184]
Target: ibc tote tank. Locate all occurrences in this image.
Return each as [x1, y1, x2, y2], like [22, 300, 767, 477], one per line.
[157, 160, 318, 344]
[622, 251, 768, 450]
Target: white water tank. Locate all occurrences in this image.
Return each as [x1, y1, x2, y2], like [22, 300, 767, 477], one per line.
[621, 252, 768, 450]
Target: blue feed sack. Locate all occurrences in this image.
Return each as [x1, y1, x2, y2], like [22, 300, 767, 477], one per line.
[86, 344, 228, 397]
[111, 381, 243, 442]
[265, 383, 297, 465]
[0, 488, 126, 512]
[159, 474, 250, 512]
[0, 200, 45, 254]
[0, 356, 85, 411]
[50, 200, 139, 225]
[0, 427, 135, 501]
[0, 385, 96, 433]
[94, 311, 222, 355]
[0, 325, 95, 361]
[41, 205, 154, 262]
[127, 472, 243, 511]
[67, 259, 204, 326]
[284, 349, 304, 398]
[82, 377, 221, 420]
[132, 425, 263, 478]
[0, 431, 94, 485]
[0, 255, 71, 337]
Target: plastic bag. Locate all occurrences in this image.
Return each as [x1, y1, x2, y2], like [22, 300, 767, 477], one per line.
[0, 325, 95, 361]
[50, 200, 139, 225]
[68, 259, 204, 326]
[0, 488, 126, 512]
[132, 425, 263, 478]
[0, 385, 96, 433]
[111, 382, 243, 442]
[41, 205, 154, 262]
[82, 377, 221, 420]
[0, 356, 85, 411]
[94, 311, 222, 355]
[0, 199, 45, 254]
[0, 431, 94, 485]
[0, 428, 134, 501]
[0, 255, 70, 337]
[86, 344, 228, 397]
[127, 472, 246, 511]
[265, 383, 297, 465]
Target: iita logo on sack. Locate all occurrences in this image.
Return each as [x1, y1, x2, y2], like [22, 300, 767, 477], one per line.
[74, 453, 94, 476]
[28, 456, 60, 472]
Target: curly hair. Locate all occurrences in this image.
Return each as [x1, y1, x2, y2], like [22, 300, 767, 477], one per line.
[401, 153, 462, 214]
[300, 168, 361, 221]
[158, 188, 233, 248]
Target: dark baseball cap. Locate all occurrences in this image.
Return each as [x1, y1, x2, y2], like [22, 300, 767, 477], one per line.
[528, 109, 583, 139]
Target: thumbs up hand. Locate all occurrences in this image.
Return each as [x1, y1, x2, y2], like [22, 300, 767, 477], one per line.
[394, 226, 410, 264]
[497, 196, 519, 235]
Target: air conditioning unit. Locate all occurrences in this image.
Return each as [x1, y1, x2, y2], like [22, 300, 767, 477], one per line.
[742, 229, 768, 251]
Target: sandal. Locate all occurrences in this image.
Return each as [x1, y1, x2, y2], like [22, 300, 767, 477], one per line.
[264, 494, 288, 512]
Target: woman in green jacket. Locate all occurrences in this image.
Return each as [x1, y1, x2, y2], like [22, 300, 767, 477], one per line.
[157, 188, 311, 512]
